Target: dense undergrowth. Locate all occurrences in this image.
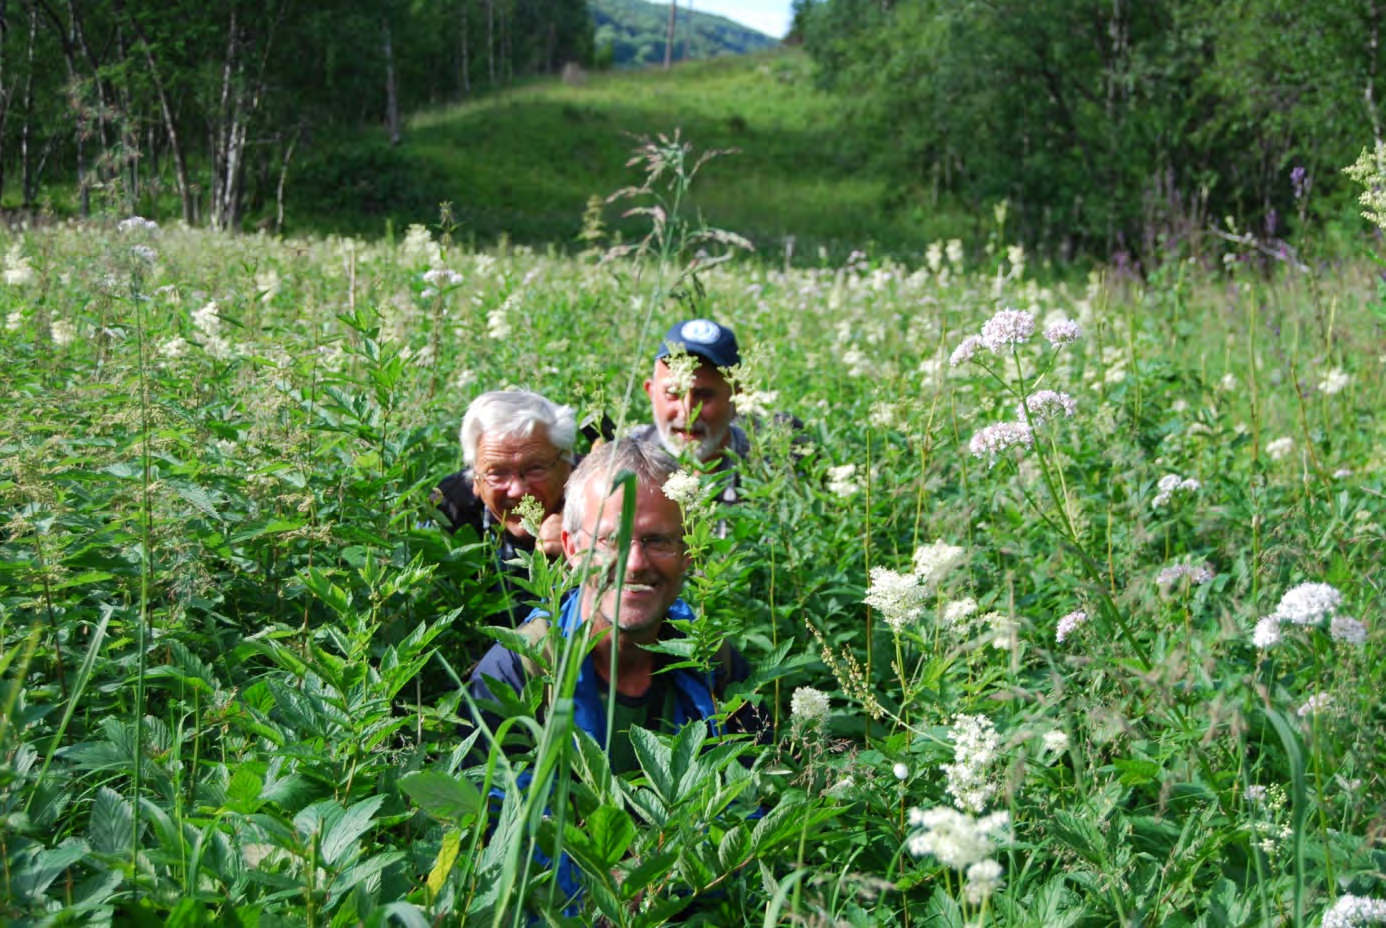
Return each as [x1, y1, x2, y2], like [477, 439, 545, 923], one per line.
[1, 138, 1384, 925]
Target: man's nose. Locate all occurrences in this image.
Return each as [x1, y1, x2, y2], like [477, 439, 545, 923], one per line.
[624, 537, 652, 571]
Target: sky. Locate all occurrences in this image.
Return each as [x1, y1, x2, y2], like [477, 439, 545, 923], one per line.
[686, 0, 795, 38]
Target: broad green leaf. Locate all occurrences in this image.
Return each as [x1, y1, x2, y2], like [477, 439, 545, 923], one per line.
[400, 771, 483, 825]
[321, 795, 384, 866]
[88, 787, 132, 856]
[630, 726, 674, 802]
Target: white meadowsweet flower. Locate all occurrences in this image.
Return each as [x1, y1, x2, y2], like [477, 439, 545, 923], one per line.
[905, 806, 1009, 869]
[3, 243, 36, 286]
[422, 267, 464, 288]
[130, 244, 158, 263]
[790, 686, 831, 733]
[486, 306, 511, 340]
[893, 762, 910, 781]
[945, 239, 965, 268]
[1042, 730, 1070, 754]
[826, 463, 860, 498]
[661, 469, 703, 508]
[1153, 473, 1200, 508]
[926, 241, 944, 273]
[401, 223, 442, 266]
[986, 611, 1018, 650]
[256, 269, 281, 302]
[912, 540, 966, 585]
[869, 401, 899, 429]
[964, 859, 1005, 904]
[942, 714, 999, 813]
[735, 388, 779, 418]
[192, 300, 221, 337]
[1297, 691, 1333, 717]
[864, 567, 928, 631]
[1317, 367, 1351, 395]
[1266, 436, 1294, 460]
[159, 336, 189, 359]
[50, 318, 76, 346]
[5, 311, 22, 331]
[942, 597, 978, 630]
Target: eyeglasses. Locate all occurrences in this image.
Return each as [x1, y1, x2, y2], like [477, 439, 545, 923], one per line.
[478, 456, 562, 488]
[579, 529, 686, 560]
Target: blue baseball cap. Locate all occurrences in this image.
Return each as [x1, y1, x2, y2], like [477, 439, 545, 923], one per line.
[654, 319, 740, 369]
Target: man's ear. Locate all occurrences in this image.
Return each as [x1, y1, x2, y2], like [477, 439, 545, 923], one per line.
[642, 377, 654, 402]
[561, 527, 581, 566]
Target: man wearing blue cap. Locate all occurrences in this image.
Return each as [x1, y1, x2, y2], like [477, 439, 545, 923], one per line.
[631, 319, 751, 479]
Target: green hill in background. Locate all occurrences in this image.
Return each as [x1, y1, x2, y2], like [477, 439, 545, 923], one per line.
[289, 50, 964, 261]
[590, 0, 779, 67]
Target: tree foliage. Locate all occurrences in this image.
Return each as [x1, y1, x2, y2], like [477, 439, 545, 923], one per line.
[589, 0, 778, 69]
[0, 0, 594, 228]
[798, 0, 1386, 261]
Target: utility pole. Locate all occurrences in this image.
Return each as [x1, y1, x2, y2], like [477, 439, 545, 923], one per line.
[663, 0, 676, 68]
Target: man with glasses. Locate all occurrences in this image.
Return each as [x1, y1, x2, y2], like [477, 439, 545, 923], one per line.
[432, 390, 576, 625]
[468, 439, 757, 773]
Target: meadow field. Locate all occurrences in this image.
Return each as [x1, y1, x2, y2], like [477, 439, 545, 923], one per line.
[1, 140, 1384, 925]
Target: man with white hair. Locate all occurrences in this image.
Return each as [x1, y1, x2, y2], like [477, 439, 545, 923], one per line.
[432, 389, 576, 623]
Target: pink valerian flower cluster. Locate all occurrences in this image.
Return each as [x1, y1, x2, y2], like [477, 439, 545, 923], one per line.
[949, 308, 1081, 367]
[1156, 562, 1215, 590]
[1055, 609, 1088, 643]
[968, 421, 1033, 463]
[1017, 390, 1078, 425]
[1043, 319, 1081, 348]
[949, 335, 983, 367]
[979, 308, 1035, 352]
[1252, 581, 1366, 650]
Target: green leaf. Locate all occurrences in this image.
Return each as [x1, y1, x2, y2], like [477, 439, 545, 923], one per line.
[400, 771, 483, 826]
[630, 726, 675, 802]
[321, 795, 384, 866]
[88, 787, 133, 856]
[585, 804, 636, 868]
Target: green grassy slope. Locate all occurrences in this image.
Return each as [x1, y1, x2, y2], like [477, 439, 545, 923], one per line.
[289, 51, 951, 258]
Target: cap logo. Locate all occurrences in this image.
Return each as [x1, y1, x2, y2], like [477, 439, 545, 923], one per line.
[679, 320, 721, 344]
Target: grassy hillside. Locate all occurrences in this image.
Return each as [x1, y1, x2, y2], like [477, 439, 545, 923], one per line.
[590, 0, 779, 67]
[287, 50, 965, 261]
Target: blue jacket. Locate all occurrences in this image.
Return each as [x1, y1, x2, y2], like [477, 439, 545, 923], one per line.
[468, 589, 745, 747]
[467, 590, 751, 916]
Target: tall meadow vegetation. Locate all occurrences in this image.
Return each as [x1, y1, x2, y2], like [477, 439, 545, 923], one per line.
[0, 136, 1383, 924]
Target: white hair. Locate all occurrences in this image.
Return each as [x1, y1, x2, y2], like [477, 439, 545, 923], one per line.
[459, 390, 577, 466]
